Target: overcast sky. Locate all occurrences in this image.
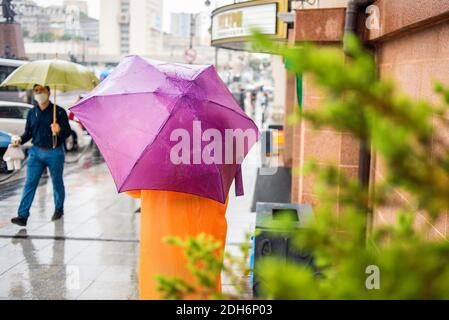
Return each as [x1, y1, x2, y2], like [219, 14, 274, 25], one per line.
[32, 0, 217, 32]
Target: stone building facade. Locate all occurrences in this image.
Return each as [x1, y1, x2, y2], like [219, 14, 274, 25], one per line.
[289, 0, 449, 239]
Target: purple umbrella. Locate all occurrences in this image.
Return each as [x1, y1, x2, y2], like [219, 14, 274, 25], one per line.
[70, 56, 259, 203]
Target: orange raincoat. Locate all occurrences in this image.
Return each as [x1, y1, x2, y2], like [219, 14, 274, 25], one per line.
[128, 190, 228, 300]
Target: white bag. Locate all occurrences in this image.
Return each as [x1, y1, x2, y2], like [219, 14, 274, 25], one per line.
[3, 144, 25, 171]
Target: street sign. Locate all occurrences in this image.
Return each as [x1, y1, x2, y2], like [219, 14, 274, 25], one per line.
[184, 48, 197, 64]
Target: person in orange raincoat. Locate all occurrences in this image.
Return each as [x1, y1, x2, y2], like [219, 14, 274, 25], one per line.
[128, 190, 228, 300]
[69, 57, 258, 300]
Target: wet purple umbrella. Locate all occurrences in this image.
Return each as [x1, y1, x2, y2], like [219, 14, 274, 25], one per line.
[70, 55, 259, 203]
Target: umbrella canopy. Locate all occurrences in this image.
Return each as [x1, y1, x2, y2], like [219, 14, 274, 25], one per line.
[0, 59, 99, 91]
[70, 55, 259, 203]
[1, 59, 99, 148]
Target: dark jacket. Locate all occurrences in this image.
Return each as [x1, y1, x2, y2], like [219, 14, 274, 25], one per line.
[21, 102, 71, 149]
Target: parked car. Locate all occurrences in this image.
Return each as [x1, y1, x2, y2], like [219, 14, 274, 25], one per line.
[0, 130, 11, 173]
[0, 101, 88, 152]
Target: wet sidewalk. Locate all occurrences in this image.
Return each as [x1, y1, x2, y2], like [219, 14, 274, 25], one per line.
[0, 148, 258, 299]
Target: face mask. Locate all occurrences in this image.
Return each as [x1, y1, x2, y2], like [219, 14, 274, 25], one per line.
[34, 93, 48, 104]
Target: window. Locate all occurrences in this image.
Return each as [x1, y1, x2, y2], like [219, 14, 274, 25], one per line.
[0, 106, 29, 119]
[18, 107, 30, 119]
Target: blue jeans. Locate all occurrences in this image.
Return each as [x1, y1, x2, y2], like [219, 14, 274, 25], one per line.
[18, 146, 65, 219]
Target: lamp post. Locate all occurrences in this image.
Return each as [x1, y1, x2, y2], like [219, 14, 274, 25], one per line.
[185, 13, 200, 64]
[185, 1, 218, 65]
[204, 0, 218, 67]
[189, 13, 200, 50]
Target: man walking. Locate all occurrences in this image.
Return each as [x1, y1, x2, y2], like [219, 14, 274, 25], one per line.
[11, 85, 71, 227]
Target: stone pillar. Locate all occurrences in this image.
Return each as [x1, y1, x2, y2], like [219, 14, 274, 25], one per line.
[290, 8, 360, 206]
[0, 23, 26, 59]
[292, 72, 360, 207]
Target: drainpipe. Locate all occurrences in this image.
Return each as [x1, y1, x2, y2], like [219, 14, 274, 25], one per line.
[344, 0, 374, 52]
[344, 0, 374, 236]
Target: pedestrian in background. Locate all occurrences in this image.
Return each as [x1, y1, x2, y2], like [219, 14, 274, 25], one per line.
[10, 85, 71, 227]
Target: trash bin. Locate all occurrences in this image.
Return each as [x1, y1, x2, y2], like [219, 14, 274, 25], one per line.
[251, 202, 317, 297]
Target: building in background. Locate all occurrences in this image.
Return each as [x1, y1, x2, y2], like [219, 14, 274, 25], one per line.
[14, 0, 99, 63]
[170, 12, 191, 38]
[210, 0, 289, 125]
[14, 0, 51, 38]
[170, 12, 210, 39]
[162, 32, 215, 65]
[46, 4, 67, 24]
[63, 0, 88, 15]
[164, 11, 214, 65]
[80, 15, 99, 44]
[99, 0, 164, 61]
[210, 0, 296, 207]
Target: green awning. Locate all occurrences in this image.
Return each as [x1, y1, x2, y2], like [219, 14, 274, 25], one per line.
[285, 57, 303, 109]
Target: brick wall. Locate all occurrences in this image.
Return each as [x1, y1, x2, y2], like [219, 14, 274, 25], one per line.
[290, 1, 449, 238]
[290, 9, 361, 208]
[372, 3, 449, 239]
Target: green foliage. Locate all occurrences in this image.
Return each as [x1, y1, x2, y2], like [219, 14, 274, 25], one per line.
[159, 32, 449, 300]
[30, 32, 85, 43]
[157, 233, 252, 300]
[59, 34, 85, 42]
[32, 32, 55, 43]
[60, 34, 73, 41]
[22, 29, 30, 39]
[250, 32, 449, 299]
[278, 206, 449, 299]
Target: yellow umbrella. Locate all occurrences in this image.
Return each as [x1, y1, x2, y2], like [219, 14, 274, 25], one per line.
[0, 59, 99, 147]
